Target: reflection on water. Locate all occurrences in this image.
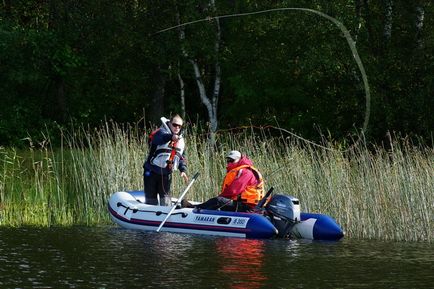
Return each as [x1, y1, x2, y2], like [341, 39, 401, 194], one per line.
[0, 226, 433, 288]
[215, 238, 267, 289]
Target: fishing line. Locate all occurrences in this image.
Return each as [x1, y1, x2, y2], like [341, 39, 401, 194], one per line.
[155, 7, 371, 150]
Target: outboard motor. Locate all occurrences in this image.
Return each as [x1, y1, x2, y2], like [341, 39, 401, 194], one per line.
[265, 194, 301, 238]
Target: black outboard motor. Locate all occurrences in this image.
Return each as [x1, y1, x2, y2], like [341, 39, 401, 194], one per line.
[265, 194, 301, 238]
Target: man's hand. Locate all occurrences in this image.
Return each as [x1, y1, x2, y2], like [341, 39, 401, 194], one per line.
[180, 172, 189, 183]
[172, 134, 180, 141]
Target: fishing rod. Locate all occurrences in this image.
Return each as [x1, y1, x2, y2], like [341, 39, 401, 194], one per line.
[262, 166, 286, 180]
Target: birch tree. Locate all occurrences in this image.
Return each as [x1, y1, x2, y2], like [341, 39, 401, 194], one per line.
[415, 3, 425, 49]
[194, 0, 220, 146]
[383, 0, 393, 44]
[354, 0, 363, 44]
[177, 0, 221, 145]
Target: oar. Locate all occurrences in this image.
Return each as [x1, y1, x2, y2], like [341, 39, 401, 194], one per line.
[255, 187, 274, 210]
[156, 172, 200, 232]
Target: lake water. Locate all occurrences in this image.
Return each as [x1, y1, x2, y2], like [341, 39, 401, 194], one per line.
[1, 226, 433, 289]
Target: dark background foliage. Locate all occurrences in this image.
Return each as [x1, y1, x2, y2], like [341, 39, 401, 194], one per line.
[1, 0, 433, 146]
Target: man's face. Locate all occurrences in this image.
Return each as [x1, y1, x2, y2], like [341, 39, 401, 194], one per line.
[170, 117, 183, 134]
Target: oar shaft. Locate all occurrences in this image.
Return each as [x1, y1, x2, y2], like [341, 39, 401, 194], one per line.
[255, 187, 274, 210]
[156, 172, 199, 232]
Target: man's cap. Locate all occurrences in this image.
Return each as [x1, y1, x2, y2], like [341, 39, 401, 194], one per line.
[226, 150, 241, 161]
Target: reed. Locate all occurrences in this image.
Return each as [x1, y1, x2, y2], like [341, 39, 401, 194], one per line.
[0, 123, 432, 242]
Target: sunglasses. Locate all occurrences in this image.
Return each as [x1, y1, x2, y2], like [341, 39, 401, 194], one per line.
[171, 123, 183, 128]
[226, 158, 235, 163]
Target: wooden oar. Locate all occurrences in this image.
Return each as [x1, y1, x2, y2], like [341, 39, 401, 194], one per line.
[156, 172, 200, 232]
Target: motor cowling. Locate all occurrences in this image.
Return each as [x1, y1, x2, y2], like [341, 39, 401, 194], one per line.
[265, 194, 301, 238]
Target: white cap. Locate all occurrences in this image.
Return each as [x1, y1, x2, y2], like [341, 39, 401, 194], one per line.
[226, 150, 241, 162]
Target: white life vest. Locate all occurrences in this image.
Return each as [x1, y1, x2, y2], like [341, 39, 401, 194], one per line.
[150, 137, 185, 171]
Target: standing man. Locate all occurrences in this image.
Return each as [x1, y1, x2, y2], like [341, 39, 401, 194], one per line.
[143, 114, 188, 205]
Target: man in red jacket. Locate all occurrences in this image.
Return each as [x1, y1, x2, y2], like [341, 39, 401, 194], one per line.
[195, 150, 264, 211]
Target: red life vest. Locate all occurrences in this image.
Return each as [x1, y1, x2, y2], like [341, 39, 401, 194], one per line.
[148, 128, 160, 145]
[221, 165, 264, 208]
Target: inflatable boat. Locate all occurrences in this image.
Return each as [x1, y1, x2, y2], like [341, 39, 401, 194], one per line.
[108, 190, 344, 241]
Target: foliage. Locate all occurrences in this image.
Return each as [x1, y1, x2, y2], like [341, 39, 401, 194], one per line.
[0, 1, 433, 146]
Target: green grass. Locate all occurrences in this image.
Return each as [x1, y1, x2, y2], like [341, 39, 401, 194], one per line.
[0, 123, 432, 242]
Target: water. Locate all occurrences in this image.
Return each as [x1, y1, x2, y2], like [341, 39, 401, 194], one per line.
[0, 227, 432, 289]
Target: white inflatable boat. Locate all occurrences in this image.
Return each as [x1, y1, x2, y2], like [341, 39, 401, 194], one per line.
[108, 190, 344, 241]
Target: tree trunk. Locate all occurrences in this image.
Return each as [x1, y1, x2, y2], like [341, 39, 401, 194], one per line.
[149, 64, 166, 125]
[175, 10, 186, 120]
[210, 11, 221, 134]
[177, 62, 186, 120]
[3, 0, 12, 18]
[48, 0, 57, 30]
[177, 0, 221, 145]
[383, 0, 393, 45]
[48, 0, 68, 122]
[354, 0, 362, 43]
[352, 0, 363, 88]
[362, 0, 377, 54]
[415, 4, 425, 49]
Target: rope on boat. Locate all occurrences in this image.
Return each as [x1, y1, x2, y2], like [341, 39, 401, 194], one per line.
[116, 202, 188, 218]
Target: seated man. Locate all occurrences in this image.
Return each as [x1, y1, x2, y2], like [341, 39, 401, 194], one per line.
[195, 150, 264, 211]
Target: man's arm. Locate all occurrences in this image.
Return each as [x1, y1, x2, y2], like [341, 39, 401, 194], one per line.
[152, 129, 172, 145]
[220, 169, 255, 198]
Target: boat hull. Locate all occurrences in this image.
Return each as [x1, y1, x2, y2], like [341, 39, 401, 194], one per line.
[108, 191, 344, 241]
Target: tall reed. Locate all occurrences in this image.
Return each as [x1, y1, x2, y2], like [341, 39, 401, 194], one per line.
[0, 123, 432, 242]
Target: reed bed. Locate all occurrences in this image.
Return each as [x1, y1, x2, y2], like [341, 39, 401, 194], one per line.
[0, 123, 432, 242]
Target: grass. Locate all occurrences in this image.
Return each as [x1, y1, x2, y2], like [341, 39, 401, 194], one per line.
[0, 122, 432, 242]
